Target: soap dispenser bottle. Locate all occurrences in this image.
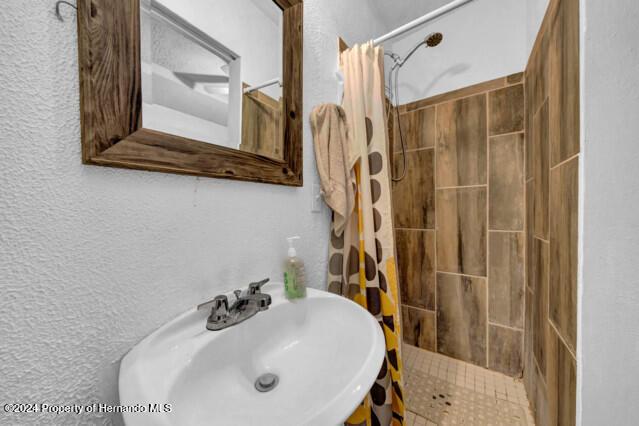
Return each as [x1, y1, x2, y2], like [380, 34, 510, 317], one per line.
[284, 236, 307, 299]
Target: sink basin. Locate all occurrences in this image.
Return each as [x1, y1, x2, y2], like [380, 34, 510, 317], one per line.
[119, 283, 385, 426]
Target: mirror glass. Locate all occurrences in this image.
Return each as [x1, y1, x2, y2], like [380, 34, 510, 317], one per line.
[140, 0, 284, 161]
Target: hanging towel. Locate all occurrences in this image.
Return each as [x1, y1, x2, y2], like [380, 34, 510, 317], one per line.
[310, 103, 358, 235]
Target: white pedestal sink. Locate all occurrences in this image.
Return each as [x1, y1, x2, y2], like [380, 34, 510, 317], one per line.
[119, 283, 385, 426]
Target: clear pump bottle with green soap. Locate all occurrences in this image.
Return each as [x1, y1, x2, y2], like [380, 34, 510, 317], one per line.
[283, 236, 307, 299]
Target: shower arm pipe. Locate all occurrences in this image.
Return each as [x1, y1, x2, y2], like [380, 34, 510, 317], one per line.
[244, 78, 282, 94]
[372, 0, 475, 46]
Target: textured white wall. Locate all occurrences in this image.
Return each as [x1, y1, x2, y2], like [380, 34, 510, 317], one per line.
[386, 0, 527, 104]
[580, 0, 639, 424]
[0, 1, 384, 424]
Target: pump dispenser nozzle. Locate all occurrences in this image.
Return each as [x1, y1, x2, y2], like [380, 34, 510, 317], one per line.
[286, 236, 301, 257]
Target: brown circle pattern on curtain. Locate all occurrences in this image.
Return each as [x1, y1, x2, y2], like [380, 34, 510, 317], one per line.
[329, 42, 405, 426]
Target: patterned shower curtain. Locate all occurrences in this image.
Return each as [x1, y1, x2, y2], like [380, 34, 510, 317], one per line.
[327, 42, 405, 426]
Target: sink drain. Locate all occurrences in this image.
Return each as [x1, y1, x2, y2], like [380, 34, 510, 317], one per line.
[255, 373, 279, 393]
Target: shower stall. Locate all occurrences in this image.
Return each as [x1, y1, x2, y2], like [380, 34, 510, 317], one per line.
[369, 0, 579, 424]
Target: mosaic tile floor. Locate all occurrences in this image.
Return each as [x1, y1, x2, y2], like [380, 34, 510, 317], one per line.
[403, 344, 535, 425]
[405, 409, 438, 426]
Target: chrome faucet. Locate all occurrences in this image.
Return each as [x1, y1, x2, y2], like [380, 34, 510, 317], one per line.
[197, 278, 272, 331]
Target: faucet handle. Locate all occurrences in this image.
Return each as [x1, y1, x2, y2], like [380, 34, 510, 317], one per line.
[248, 278, 270, 295]
[209, 295, 229, 322]
[197, 295, 228, 318]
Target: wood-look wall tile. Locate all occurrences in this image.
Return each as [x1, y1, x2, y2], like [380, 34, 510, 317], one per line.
[489, 134, 525, 230]
[488, 325, 523, 377]
[436, 187, 487, 277]
[533, 101, 550, 240]
[507, 72, 524, 84]
[546, 327, 577, 426]
[402, 305, 437, 351]
[395, 107, 436, 152]
[533, 238, 549, 377]
[401, 76, 506, 113]
[437, 273, 488, 366]
[524, 288, 535, 396]
[527, 28, 550, 119]
[534, 362, 551, 426]
[549, 157, 578, 352]
[523, 0, 579, 420]
[393, 149, 435, 229]
[396, 230, 435, 310]
[489, 232, 525, 328]
[489, 84, 524, 136]
[388, 106, 396, 157]
[549, 0, 580, 166]
[525, 79, 534, 181]
[526, 180, 535, 291]
[436, 94, 487, 187]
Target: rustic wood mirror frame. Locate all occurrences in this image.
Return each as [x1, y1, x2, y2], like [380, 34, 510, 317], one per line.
[77, 0, 303, 186]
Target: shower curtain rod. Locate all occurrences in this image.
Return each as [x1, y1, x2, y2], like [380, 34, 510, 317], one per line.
[244, 78, 282, 94]
[372, 0, 476, 46]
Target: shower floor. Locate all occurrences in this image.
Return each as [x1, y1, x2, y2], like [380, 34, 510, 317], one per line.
[402, 344, 534, 426]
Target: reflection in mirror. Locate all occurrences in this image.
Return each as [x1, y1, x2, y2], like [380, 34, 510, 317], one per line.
[140, 0, 285, 161]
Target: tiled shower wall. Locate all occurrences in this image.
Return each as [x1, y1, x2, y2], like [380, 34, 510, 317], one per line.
[392, 73, 526, 377]
[523, 0, 579, 424]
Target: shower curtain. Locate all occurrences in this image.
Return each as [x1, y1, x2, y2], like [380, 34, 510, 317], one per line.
[327, 42, 405, 426]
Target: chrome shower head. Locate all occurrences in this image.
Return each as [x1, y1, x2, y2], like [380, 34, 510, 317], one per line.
[425, 32, 443, 47]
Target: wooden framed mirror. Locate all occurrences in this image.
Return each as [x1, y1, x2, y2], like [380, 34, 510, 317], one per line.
[77, 0, 303, 186]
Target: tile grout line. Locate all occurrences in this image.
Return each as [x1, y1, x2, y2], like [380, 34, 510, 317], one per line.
[550, 152, 579, 171]
[489, 129, 526, 139]
[402, 303, 436, 315]
[488, 321, 525, 332]
[533, 235, 550, 244]
[436, 184, 487, 191]
[533, 352, 548, 389]
[393, 146, 435, 155]
[532, 94, 548, 120]
[437, 270, 487, 281]
[549, 315, 577, 361]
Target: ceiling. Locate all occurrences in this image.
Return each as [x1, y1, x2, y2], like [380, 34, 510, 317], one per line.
[368, 0, 452, 33]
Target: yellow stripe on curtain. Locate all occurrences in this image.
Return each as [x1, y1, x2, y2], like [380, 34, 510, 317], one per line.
[325, 41, 405, 426]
